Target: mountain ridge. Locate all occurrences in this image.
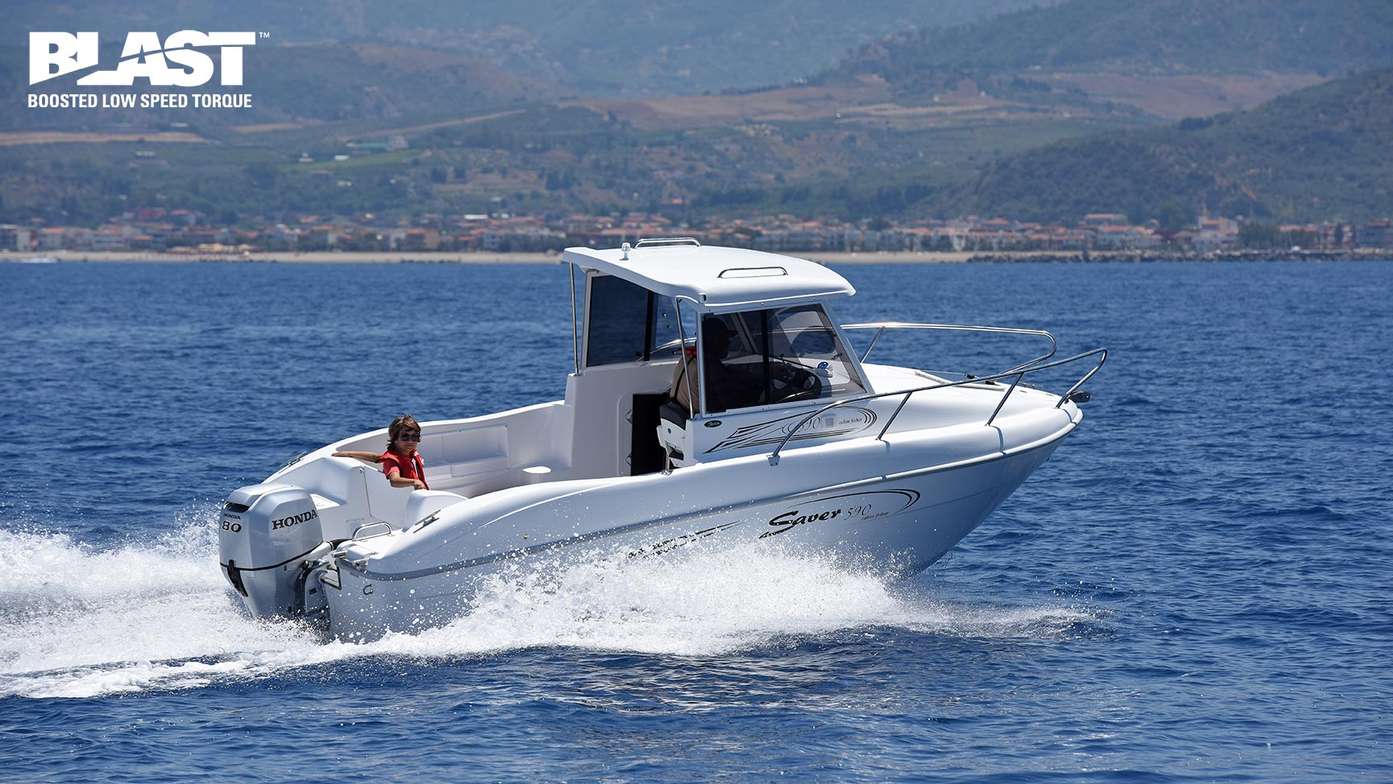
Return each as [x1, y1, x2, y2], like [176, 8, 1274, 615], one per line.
[917, 67, 1393, 223]
[3, 1, 1391, 226]
[10, 0, 1055, 96]
[831, 0, 1393, 87]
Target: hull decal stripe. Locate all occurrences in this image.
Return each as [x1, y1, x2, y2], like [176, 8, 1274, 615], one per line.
[353, 514, 707, 580]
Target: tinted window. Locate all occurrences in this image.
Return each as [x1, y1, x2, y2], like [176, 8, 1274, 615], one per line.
[768, 305, 865, 399]
[585, 276, 693, 367]
[650, 295, 690, 359]
[702, 312, 769, 413]
[700, 305, 864, 412]
[586, 275, 648, 366]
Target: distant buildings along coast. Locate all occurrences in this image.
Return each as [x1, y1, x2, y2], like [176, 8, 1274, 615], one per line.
[3, 211, 1390, 255]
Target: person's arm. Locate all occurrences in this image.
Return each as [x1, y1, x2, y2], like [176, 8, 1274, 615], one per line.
[383, 465, 426, 490]
[671, 354, 698, 411]
[332, 450, 381, 462]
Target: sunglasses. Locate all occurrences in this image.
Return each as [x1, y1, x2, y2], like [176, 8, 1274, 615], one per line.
[397, 432, 421, 441]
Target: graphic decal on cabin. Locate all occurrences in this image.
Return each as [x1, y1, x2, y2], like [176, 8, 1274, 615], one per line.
[705, 406, 877, 453]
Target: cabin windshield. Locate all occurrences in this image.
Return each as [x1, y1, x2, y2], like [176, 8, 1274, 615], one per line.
[701, 304, 865, 413]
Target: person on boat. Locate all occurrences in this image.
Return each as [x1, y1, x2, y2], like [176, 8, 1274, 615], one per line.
[332, 414, 429, 490]
[671, 318, 736, 414]
[672, 317, 785, 413]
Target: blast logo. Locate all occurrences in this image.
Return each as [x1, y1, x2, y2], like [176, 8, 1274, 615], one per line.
[30, 31, 261, 87]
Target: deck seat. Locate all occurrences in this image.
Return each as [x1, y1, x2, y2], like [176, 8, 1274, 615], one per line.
[659, 398, 690, 428]
[656, 397, 690, 464]
[402, 489, 468, 529]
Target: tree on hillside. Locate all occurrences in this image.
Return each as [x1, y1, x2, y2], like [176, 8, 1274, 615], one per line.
[1157, 199, 1196, 232]
[1239, 222, 1282, 249]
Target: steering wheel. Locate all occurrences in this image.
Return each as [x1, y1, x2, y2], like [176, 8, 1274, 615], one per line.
[771, 363, 823, 403]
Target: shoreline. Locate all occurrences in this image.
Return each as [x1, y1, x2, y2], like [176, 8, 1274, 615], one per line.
[2, 249, 1389, 265]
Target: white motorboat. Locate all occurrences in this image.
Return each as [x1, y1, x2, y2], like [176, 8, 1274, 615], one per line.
[217, 239, 1106, 639]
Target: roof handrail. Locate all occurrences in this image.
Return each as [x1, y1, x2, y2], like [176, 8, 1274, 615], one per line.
[718, 265, 787, 279]
[635, 237, 701, 248]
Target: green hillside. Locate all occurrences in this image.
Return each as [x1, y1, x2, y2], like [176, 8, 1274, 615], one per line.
[925, 67, 1393, 222]
[11, 0, 1053, 96]
[5, 2, 1391, 226]
[835, 0, 1393, 90]
[14, 65, 1387, 226]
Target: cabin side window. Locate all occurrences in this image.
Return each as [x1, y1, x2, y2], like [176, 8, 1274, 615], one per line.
[584, 274, 689, 367]
[701, 304, 865, 413]
[649, 293, 694, 360]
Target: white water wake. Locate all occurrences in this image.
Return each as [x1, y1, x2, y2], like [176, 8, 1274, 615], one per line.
[0, 516, 1093, 699]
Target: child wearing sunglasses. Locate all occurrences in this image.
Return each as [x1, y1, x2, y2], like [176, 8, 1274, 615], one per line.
[332, 414, 430, 490]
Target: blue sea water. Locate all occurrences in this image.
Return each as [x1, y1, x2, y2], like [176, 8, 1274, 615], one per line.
[0, 259, 1390, 782]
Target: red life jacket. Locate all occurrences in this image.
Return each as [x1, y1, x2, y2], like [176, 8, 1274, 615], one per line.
[379, 449, 428, 490]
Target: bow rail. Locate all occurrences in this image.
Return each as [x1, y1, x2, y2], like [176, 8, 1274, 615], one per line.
[842, 321, 1057, 372]
[766, 345, 1107, 466]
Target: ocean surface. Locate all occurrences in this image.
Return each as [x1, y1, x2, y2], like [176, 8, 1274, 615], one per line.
[1, 259, 1390, 782]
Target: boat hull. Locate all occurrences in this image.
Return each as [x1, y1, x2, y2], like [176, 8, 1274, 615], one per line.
[320, 433, 1067, 640]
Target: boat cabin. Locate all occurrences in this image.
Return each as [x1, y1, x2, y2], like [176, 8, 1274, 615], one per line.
[295, 240, 880, 536]
[563, 238, 873, 473]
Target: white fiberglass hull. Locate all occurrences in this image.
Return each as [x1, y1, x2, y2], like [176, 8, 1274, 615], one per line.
[320, 419, 1074, 640]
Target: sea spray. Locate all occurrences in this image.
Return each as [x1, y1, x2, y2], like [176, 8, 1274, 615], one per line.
[0, 521, 1093, 699]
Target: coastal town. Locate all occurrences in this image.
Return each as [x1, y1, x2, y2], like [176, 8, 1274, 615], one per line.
[3, 211, 1391, 258]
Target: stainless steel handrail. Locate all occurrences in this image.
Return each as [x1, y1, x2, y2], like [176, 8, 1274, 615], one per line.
[766, 347, 1107, 465]
[568, 262, 580, 374]
[841, 321, 1057, 372]
[635, 237, 701, 248]
[718, 265, 787, 278]
[352, 521, 393, 540]
[673, 294, 700, 419]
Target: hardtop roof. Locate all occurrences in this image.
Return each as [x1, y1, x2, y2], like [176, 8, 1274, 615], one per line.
[562, 243, 854, 312]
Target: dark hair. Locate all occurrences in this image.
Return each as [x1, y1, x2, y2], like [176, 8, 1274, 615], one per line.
[702, 317, 733, 358]
[387, 414, 421, 452]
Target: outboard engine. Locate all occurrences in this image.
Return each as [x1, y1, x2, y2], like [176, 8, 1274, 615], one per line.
[217, 483, 326, 618]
